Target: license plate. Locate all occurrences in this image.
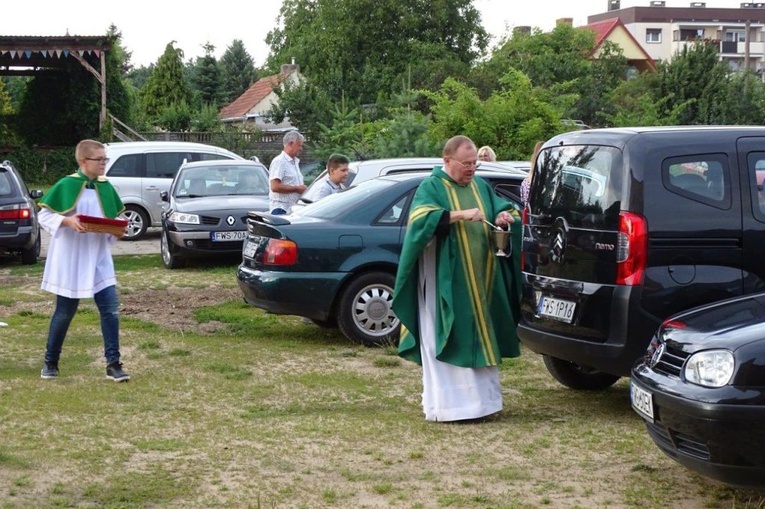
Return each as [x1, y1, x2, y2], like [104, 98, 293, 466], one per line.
[211, 231, 247, 242]
[537, 296, 576, 323]
[630, 381, 654, 421]
[242, 240, 257, 258]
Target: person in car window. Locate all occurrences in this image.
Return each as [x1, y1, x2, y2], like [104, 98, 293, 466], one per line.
[477, 146, 496, 162]
[269, 130, 307, 214]
[37, 139, 130, 382]
[521, 141, 543, 205]
[392, 135, 522, 423]
[313, 153, 350, 201]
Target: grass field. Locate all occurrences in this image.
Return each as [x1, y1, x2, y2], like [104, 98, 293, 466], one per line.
[0, 255, 763, 508]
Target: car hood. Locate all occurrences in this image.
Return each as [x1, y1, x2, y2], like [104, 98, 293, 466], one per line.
[174, 195, 270, 213]
[667, 293, 765, 352]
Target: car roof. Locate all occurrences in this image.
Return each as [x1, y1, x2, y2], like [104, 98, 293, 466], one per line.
[105, 141, 242, 156]
[377, 169, 526, 183]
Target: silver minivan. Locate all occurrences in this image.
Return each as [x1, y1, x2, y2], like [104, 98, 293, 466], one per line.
[105, 141, 242, 240]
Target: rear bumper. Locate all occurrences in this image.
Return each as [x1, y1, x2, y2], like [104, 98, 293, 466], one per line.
[0, 226, 37, 251]
[519, 275, 658, 376]
[631, 366, 765, 487]
[236, 264, 346, 321]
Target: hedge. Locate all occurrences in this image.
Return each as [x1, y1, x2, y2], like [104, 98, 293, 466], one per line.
[0, 146, 76, 186]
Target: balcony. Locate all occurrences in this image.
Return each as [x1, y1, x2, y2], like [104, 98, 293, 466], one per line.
[718, 40, 765, 56]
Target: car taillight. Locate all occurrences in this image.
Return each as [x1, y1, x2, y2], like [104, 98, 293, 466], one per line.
[263, 239, 297, 265]
[0, 204, 28, 220]
[616, 211, 647, 286]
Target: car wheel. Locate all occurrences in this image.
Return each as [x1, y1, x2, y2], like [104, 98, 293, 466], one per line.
[20, 230, 40, 265]
[337, 271, 400, 347]
[123, 205, 149, 241]
[160, 229, 185, 269]
[542, 355, 620, 390]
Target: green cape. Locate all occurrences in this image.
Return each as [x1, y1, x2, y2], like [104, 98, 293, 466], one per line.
[392, 167, 522, 368]
[39, 170, 125, 218]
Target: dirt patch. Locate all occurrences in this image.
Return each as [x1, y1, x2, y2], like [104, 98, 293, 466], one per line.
[119, 286, 241, 334]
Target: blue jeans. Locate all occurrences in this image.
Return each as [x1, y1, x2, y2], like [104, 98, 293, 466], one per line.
[44, 285, 120, 364]
[271, 208, 287, 215]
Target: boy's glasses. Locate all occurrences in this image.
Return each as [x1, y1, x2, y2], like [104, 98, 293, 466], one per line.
[85, 157, 110, 163]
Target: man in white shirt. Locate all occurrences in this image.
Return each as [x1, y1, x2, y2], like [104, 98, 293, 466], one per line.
[313, 153, 350, 202]
[269, 131, 307, 214]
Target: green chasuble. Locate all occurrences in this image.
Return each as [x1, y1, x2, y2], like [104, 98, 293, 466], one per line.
[392, 167, 522, 368]
[39, 170, 125, 219]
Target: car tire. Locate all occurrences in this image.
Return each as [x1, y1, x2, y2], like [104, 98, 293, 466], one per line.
[542, 355, 620, 390]
[161, 229, 185, 269]
[20, 230, 40, 265]
[337, 271, 400, 347]
[123, 205, 149, 241]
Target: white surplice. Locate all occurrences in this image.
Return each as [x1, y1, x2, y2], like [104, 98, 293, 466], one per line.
[417, 240, 503, 422]
[39, 189, 118, 299]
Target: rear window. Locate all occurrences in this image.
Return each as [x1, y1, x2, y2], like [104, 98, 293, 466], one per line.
[294, 178, 396, 220]
[0, 170, 13, 196]
[531, 145, 621, 228]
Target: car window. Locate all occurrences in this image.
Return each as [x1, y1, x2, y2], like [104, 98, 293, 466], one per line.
[175, 165, 269, 197]
[663, 154, 730, 209]
[146, 152, 192, 179]
[0, 171, 12, 196]
[294, 178, 397, 220]
[375, 193, 411, 225]
[196, 152, 236, 162]
[532, 145, 621, 229]
[107, 154, 142, 178]
[748, 153, 765, 221]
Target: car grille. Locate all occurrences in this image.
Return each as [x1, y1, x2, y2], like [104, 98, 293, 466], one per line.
[201, 215, 219, 225]
[645, 421, 711, 460]
[653, 344, 689, 377]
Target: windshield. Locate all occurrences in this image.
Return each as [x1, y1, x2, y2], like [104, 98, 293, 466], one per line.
[174, 165, 269, 197]
[531, 145, 622, 228]
[293, 178, 397, 220]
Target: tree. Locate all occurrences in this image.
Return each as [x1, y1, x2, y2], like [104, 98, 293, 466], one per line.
[265, 0, 488, 106]
[141, 42, 192, 120]
[187, 43, 222, 108]
[0, 79, 15, 144]
[219, 40, 257, 105]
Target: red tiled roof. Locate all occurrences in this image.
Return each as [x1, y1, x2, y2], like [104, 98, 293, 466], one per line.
[583, 17, 656, 71]
[587, 18, 621, 47]
[219, 71, 292, 119]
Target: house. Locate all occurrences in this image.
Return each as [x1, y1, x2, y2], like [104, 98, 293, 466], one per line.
[589, 1, 765, 71]
[219, 63, 304, 132]
[585, 17, 656, 73]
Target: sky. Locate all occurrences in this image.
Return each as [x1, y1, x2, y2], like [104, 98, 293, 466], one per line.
[3, 0, 749, 68]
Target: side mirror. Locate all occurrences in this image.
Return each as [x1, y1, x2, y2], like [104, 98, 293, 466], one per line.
[30, 189, 44, 199]
[160, 191, 169, 202]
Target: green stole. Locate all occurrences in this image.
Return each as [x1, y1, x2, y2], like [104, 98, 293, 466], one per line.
[392, 166, 522, 368]
[39, 170, 125, 219]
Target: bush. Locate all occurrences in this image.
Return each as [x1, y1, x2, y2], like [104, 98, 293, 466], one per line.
[0, 146, 75, 185]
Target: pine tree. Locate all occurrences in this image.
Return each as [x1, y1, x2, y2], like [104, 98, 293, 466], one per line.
[219, 40, 257, 105]
[141, 42, 193, 119]
[194, 43, 222, 107]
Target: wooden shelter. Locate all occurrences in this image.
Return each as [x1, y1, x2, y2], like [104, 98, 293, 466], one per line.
[0, 35, 114, 128]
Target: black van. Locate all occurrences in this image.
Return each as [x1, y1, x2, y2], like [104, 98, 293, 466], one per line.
[520, 126, 765, 390]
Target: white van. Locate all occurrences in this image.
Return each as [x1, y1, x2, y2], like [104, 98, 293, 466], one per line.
[104, 141, 242, 240]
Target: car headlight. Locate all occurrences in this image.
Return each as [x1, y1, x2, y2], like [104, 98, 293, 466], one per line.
[169, 212, 200, 225]
[684, 349, 735, 388]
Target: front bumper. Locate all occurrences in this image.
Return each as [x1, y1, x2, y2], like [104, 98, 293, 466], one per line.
[167, 229, 243, 257]
[236, 264, 346, 321]
[631, 364, 765, 487]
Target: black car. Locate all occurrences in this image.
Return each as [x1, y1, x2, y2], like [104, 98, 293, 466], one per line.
[630, 293, 765, 487]
[0, 160, 43, 265]
[237, 170, 524, 346]
[160, 159, 270, 269]
[520, 126, 765, 391]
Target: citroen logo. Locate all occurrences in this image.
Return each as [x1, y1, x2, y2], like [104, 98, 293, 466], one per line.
[226, 215, 235, 226]
[650, 342, 666, 369]
[549, 217, 568, 265]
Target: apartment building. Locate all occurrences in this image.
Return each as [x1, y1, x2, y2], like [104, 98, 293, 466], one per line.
[588, 1, 765, 71]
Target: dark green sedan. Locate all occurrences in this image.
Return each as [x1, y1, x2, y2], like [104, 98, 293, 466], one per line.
[236, 170, 524, 346]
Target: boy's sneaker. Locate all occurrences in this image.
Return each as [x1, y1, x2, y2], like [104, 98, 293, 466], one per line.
[106, 362, 130, 382]
[40, 361, 59, 379]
